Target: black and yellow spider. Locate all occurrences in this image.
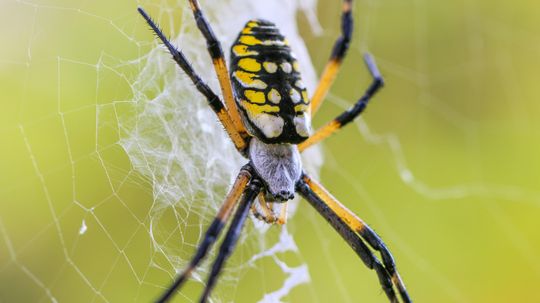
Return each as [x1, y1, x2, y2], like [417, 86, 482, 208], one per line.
[138, 1, 411, 302]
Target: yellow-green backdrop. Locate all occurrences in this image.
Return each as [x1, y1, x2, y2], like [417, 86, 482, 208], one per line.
[1, 0, 539, 302]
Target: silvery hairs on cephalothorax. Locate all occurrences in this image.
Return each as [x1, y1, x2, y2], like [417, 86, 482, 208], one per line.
[248, 138, 302, 202]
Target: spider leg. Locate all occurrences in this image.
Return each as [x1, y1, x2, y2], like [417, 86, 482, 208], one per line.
[296, 174, 411, 303]
[251, 194, 288, 225]
[199, 179, 263, 303]
[251, 193, 277, 224]
[299, 54, 383, 152]
[155, 167, 252, 303]
[186, 0, 248, 139]
[310, 0, 353, 116]
[138, 8, 247, 152]
[274, 202, 288, 225]
[266, 201, 288, 225]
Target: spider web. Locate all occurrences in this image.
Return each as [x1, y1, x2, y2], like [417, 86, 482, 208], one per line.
[2, 0, 540, 302]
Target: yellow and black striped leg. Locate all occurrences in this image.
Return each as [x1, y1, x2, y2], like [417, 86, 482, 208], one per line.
[187, 0, 248, 140]
[310, 0, 353, 116]
[299, 54, 383, 152]
[137, 8, 247, 152]
[296, 174, 411, 303]
[155, 167, 252, 303]
[199, 179, 263, 303]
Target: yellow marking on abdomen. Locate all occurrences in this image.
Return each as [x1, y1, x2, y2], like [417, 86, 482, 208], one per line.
[233, 71, 267, 89]
[294, 104, 310, 113]
[302, 90, 309, 101]
[240, 100, 279, 115]
[232, 44, 258, 57]
[244, 90, 266, 104]
[293, 61, 300, 72]
[238, 58, 261, 72]
[239, 35, 262, 45]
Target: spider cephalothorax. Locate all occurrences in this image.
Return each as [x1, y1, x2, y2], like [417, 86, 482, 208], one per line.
[138, 1, 412, 302]
[248, 138, 302, 201]
[230, 19, 311, 144]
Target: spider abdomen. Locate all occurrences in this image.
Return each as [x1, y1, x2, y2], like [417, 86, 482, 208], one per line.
[230, 20, 311, 144]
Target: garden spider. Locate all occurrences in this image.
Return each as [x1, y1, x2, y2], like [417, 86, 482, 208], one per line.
[138, 1, 412, 302]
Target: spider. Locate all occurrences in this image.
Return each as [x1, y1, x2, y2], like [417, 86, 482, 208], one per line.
[138, 1, 411, 302]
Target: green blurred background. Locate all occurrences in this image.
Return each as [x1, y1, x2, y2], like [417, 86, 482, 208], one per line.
[1, 0, 540, 302]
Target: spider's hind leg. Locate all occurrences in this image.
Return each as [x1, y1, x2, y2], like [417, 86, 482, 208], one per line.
[296, 174, 412, 303]
[155, 167, 252, 303]
[199, 179, 263, 302]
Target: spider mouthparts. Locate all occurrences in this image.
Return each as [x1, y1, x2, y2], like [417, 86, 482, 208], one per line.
[275, 190, 294, 201]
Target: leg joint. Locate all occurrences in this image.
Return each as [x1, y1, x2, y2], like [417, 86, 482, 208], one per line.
[192, 10, 223, 59]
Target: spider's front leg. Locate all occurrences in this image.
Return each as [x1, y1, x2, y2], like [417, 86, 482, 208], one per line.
[299, 53, 384, 152]
[186, 0, 249, 140]
[138, 8, 248, 153]
[310, 0, 354, 115]
[296, 174, 412, 303]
